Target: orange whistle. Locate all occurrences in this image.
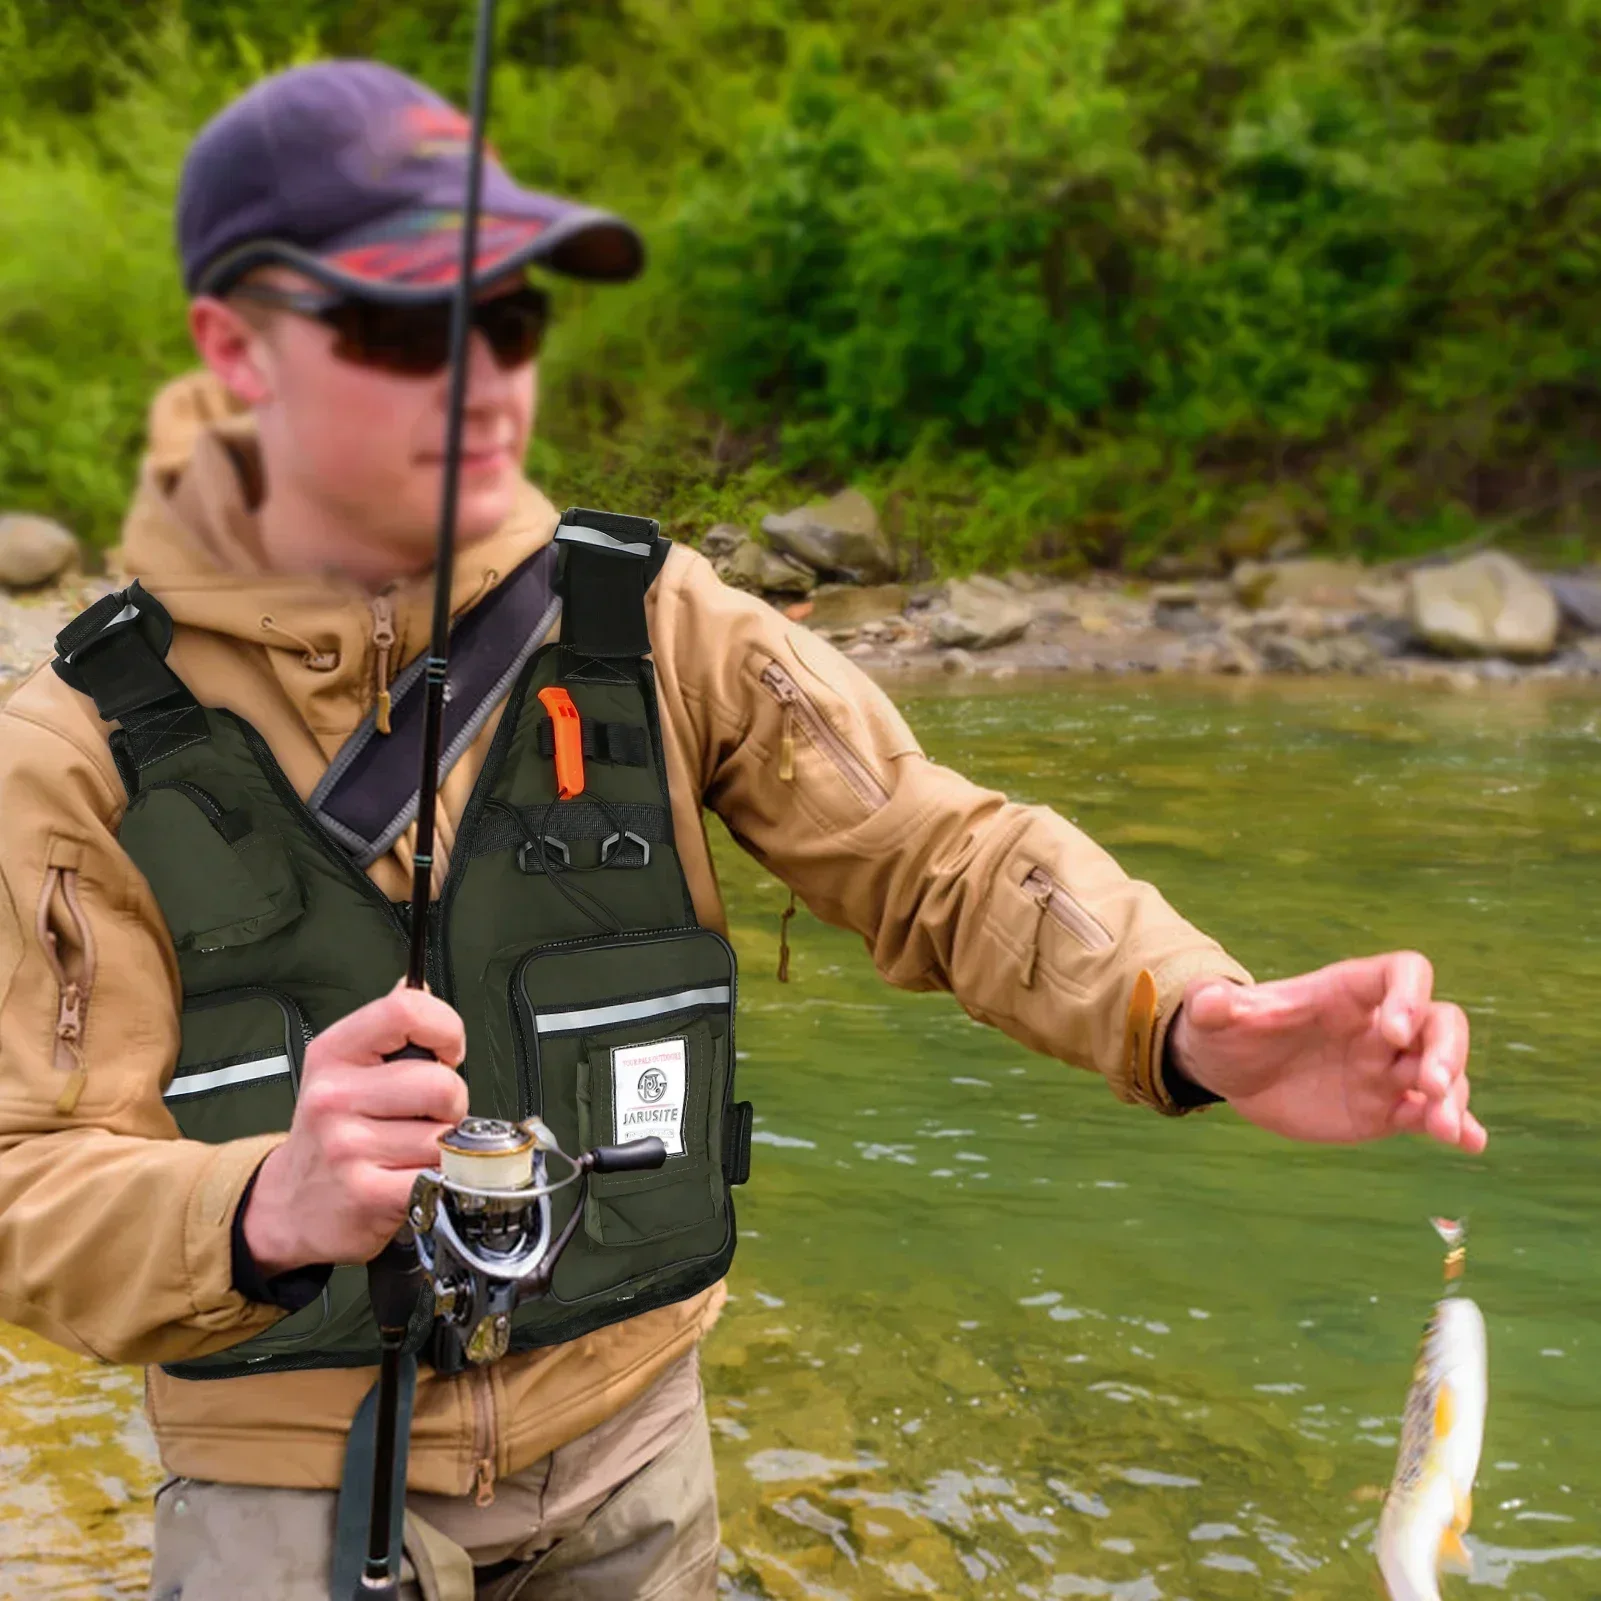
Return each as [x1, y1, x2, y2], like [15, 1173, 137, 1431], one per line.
[538, 687, 585, 799]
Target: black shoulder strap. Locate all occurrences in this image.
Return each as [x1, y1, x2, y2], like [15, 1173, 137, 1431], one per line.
[310, 542, 561, 867]
[51, 582, 208, 790]
[553, 506, 667, 662]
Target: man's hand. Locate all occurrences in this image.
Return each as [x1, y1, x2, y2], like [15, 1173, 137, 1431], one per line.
[242, 982, 469, 1277]
[1167, 952, 1485, 1153]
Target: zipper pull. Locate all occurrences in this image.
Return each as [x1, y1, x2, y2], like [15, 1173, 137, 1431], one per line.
[474, 1455, 497, 1508]
[778, 701, 796, 782]
[370, 594, 397, 736]
[54, 981, 86, 1113]
[1021, 871, 1053, 989]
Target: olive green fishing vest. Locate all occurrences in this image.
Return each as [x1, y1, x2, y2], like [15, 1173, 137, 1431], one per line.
[51, 509, 752, 1381]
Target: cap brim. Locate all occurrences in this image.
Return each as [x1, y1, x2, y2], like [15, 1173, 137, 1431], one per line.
[198, 206, 644, 302]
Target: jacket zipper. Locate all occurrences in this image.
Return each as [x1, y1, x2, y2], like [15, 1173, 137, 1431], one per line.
[36, 867, 96, 1114]
[1021, 866, 1113, 986]
[759, 661, 889, 810]
[472, 1366, 497, 1505]
[370, 592, 397, 736]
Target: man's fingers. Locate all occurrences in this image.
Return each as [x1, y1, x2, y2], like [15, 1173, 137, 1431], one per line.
[302, 1062, 469, 1127]
[1377, 951, 1435, 1050]
[307, 985, 467, 1069]
[1417, 1001, 1469, 1096]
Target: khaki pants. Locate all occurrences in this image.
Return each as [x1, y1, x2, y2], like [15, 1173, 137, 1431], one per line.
[147, 1352, 718, 1601]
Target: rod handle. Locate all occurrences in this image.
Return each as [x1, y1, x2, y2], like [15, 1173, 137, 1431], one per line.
[588, 1137, 668, 1174]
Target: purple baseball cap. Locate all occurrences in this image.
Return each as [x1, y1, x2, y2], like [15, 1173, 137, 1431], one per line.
[178, 60, 644, 301]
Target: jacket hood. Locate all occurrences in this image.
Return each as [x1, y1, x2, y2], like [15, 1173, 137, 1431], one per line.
[120, 370, 559, 747]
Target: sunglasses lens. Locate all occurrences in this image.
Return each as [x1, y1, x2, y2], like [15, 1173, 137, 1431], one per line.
[478, 289, 549, 368]
[329, 303, 451, 376]
[325, 288, 548, 376]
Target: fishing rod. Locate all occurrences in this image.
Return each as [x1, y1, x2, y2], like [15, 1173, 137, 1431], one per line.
[357, 1, 665, 1590]
[355, 0, 502, 1590]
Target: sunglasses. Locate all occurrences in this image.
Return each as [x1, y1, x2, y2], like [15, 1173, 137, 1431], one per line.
[230, 281, 551, 376]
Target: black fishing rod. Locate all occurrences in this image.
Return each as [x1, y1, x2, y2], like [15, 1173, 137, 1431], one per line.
[359, 0, 501, 1592]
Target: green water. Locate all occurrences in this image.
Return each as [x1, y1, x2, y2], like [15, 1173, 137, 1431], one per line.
[4, 676, 1598, 1599]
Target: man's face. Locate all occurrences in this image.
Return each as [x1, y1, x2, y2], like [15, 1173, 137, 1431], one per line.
[193, 265, 538, 573]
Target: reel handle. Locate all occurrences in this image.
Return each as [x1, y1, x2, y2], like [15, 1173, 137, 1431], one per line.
[588, 1137, 669, 1174]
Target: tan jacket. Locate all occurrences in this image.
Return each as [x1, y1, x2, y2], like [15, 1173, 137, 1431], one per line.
[0, 375, 1249, 1495]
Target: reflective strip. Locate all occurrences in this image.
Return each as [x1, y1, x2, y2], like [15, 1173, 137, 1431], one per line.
[555, 525, 653, 558]
[165, 1053, 292, 1100]
[534, 985, 731, 1036]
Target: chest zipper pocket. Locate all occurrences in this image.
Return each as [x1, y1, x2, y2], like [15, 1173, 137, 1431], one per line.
[760, 660, 890, 812]
[119, 782, 304, 953]
[1021, 866, 1113, 987]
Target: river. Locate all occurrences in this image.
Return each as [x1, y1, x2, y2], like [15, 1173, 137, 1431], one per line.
[2, 674, 1597, 1598]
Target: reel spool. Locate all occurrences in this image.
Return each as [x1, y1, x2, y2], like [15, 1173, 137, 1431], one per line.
[408, 1116, 666, 1365]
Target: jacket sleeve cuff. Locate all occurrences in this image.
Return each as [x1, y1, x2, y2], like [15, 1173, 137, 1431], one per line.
[231, 1161, 334, 1310]
[1115, 954, 1253, 1116]
[182, 1133, 296, 1333]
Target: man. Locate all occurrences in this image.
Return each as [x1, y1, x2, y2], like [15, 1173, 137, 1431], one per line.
[0, 59, 1480, 1601]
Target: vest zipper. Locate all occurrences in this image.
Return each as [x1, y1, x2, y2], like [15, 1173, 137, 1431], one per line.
[370, 593, 398, 736]
[759, 661, 889, 810]
[37, 867, 96, 1115]
[1021, 865, 1113, 987]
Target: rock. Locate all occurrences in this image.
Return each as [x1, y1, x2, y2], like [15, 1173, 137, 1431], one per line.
[1548, 573, 1601, 633]
[940, 648, 976, 676]
[1003, 570, 1052, 592]
[1407, 552, 1560, 659]
[805, 583, 909, 630]
[699, 522, 748, 561]
[1259, 635, 1336, 673]
[927, 578, 1033, 650]
[845, 640, 877, 659]
[1146, 549, 1226, 580]
[1221, 495, 1308, 563]
[716, 538, 816, 595]
[0, 515, 79, 589]
[762, 489, 896, 583]
[1232, 558, 1366, 610]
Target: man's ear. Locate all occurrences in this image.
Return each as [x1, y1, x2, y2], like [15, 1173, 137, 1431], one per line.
[189, 296, 273, 406]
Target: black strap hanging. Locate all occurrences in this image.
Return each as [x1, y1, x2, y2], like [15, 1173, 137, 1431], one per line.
[553, 507, 667, 661]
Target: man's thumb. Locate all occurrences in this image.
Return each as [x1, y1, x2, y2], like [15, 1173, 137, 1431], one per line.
[1184, 978, 1239, 1032]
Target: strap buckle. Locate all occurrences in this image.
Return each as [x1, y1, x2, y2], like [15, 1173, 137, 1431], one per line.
[600, 830, 651, 869]
[517, 837, 572, 873]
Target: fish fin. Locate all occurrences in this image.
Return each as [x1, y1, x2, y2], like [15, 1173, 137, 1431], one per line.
[1433, 1383, 1455, 1440]
[1439, 1525, 1472, 1574]
[1453, 1486, 1473, 1532]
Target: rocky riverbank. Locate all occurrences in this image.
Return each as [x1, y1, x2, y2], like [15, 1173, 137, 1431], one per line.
[4, 504, 1601, 703]
[705, 492, 1601, 687]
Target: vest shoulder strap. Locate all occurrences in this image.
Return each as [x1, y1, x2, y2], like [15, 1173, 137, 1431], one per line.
[554, 506, 668, 663]
[50, 582, 208, 789]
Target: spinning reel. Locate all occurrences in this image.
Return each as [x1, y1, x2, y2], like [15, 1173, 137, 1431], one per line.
[406, 1117, 667, 1366]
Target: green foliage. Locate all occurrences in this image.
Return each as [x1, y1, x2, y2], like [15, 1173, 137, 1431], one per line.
[1, 0, 1599, 566]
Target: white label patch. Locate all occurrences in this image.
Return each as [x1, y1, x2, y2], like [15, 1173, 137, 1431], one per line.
[612, 1038, 688, 1156]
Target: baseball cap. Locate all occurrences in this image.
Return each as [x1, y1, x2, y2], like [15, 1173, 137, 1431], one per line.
[178, 60, 645, 302]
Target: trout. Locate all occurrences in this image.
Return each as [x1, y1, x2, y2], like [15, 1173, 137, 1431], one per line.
[1375, 1221, 1488, 1601]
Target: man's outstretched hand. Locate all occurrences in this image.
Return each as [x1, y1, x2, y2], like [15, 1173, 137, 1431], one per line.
[1167, 953, 1485, 1153]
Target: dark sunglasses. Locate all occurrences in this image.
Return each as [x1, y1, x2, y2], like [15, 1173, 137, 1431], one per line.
[230, 281, 551, 376]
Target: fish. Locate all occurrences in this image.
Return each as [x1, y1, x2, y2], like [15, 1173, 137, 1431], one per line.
[1375, 1221, 1488, 1601]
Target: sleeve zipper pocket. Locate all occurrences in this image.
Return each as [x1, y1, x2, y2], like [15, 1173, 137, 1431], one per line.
[1021, 866, 1112, 986]
[759, 661, 890, 811]
[36, 865, 96, 1114]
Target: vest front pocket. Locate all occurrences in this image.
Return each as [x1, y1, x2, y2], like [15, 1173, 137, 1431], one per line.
[164, 987, 309, 1144]
[510, 927, 739, 1306]
[119, 783, 305, 954]
[575, 1015, 724, 1246]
